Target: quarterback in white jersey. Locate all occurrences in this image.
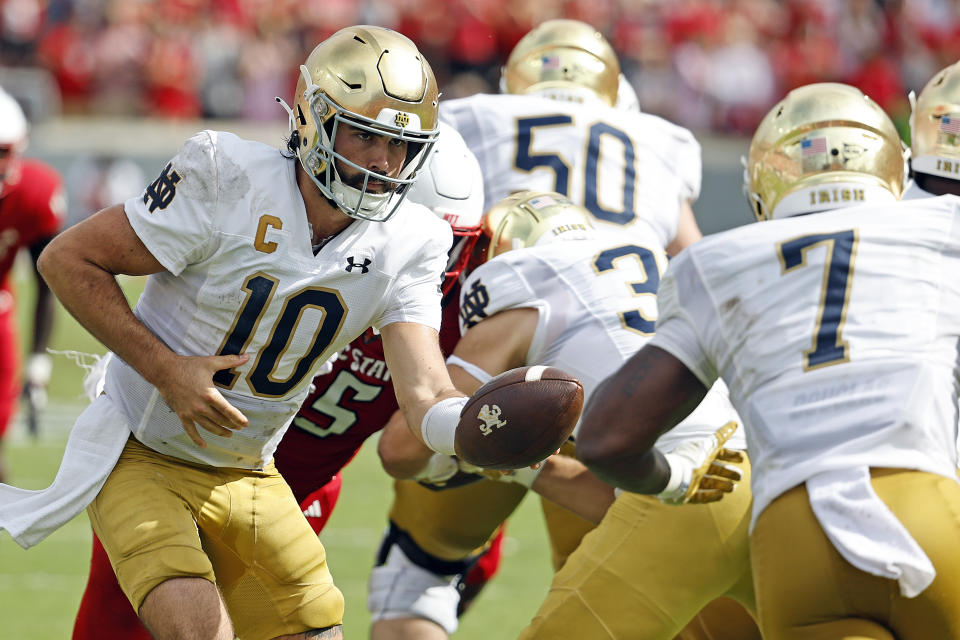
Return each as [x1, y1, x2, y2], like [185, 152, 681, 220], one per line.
[0, 26, 501, 640]
[440, 19, 702, 255]
[579, 81, 960, 640]
[106, 129, 449, 469]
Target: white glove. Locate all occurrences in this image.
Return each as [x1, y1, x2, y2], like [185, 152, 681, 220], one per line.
[657, 421, 744, 505]
[414, 453, 484, 486]
[414, 453, 460, 484]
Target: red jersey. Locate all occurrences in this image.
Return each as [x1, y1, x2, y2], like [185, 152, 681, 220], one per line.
[275, 287, 463, 503]
[0, 159, 65, 290]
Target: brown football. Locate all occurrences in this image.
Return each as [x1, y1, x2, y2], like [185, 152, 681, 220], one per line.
[454, 365, 584, 470]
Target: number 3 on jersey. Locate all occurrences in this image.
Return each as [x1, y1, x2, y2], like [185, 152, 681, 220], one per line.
[593, 244, 662, 335]
[515, 116, 637, 225]
[777, 230, 858, 370]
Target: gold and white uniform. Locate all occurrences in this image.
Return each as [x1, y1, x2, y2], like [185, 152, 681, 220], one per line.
[463, 226, 753, 640]
[440, 92, 699, 249]
[650, 195, 960, 639]
[90, 130, 450, 639]
[109, 130, 450, 469]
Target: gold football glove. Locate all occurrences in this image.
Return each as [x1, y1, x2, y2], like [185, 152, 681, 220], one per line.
[657, 421, 744, 505]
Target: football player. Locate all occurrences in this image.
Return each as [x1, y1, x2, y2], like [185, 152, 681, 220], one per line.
[440, 18, 704, 257]
[578, 78, 960, 639]
[0, 26, 509, 640]
[70, 121, 502, 639]
[0, 86, 64, 481]
[368, 18, 761, 640]
[377, 190, 754, 640]
[438, 17, 711, 574]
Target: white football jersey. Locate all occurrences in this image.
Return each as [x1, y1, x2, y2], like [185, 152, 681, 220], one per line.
[105, 130, 451, 469]
[458, 228, 743, 449]
[650, 195, 960, 524]
[440, 93, 701, 249]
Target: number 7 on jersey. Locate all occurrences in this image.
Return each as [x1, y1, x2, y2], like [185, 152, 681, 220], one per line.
[777, 229, 859, 371]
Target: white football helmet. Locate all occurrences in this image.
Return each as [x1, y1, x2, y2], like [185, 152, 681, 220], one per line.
[280, 26, 440, 222]
[0, 87, 28, 197]
[910, 59, 960, 182]
[407, 122, 485, 295]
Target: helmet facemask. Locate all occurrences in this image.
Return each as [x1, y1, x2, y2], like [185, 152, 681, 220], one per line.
[280, 26, 440, 223]
[298, 72, 437, 222]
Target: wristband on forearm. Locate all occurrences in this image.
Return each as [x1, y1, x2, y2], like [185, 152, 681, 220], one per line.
[419, 396, 469, 455]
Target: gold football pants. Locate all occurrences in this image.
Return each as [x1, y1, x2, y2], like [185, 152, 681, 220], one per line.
[520, 455, 755, 640]
[389, 476, 528, 561]
[751, 468, 960, 640]
[89, 437, 344, 640]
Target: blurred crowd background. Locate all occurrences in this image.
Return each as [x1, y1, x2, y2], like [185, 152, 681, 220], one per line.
[3, 0, 960, 230]
[2, 0, 959, 139]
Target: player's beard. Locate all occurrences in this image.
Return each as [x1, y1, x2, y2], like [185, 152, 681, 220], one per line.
[339, 167, 398, 194]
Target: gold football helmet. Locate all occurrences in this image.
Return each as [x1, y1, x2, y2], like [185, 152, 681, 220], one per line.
[745, 82, 905, 221]
[500, 19, 620, 107]
[283, 26, 439, 222]
[910, 60, 960, 181]
[483, 190, 594, 260]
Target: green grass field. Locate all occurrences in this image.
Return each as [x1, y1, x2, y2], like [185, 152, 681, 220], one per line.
[0, 260, 556, 638]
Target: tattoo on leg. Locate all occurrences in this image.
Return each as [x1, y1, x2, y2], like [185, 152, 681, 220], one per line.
[304, 625, 343, 639]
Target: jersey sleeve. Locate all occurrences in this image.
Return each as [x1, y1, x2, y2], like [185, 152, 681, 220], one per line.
[374, 213, 451, 331]
[123, 131, 220, 275]
[647, 253, 718, 387]
[458, 256, 538, 335]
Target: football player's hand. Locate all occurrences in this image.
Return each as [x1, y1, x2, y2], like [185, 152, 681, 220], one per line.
[414, 453, 486, 487]
[156, 353, 250, 448]
[658, 421, 744, 505]
[481, 464, 543, 488]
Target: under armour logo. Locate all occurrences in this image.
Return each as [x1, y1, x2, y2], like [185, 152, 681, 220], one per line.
[394, 112, 410, 128]
[477, 404, 507, 436]
[345, 256, 371, 273]
[143, 162, 182, 213]
[460, 279, 490, 328]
